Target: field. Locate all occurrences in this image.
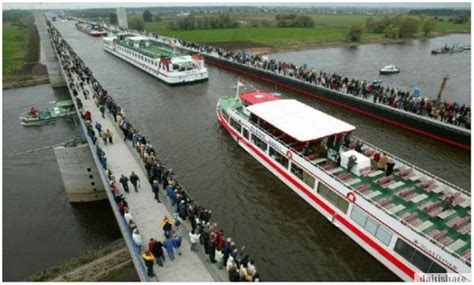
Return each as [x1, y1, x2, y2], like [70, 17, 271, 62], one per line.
[3, 24, 30, 75]
[143, 13, 470, 51]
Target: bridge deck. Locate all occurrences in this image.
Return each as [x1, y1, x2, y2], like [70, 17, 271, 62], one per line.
[49, 18, 222, 282]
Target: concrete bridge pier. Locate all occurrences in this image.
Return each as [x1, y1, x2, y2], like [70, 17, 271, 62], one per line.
[54, 141, 107, 202]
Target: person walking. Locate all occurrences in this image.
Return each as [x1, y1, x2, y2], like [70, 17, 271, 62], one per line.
[95, 121, 102, 135]
[152, 180, 161, 203]
[119, 174, 130, 193]
[130, 172, 140, 192]
[99, 105, 105, 118]
[172, 231, 183, 256]
[152, 240, 166, 267]
[163, 237, 175, 261]
[189, 230, 200, 252]
[106, 129, 113, 144]
[132, 229, 143, 252]
[142, 250, 156, 278]
[100, 131, 108, 145]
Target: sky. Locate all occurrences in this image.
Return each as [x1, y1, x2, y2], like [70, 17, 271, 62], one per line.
[2, 1, 471, 10]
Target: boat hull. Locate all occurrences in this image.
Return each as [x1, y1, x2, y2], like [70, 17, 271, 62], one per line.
[215, 107, 415, 281]
[19, 111, 76, 126]
[103, 44, 208, 85]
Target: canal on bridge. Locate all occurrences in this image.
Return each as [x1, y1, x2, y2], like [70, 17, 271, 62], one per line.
[53, 20, 469, 281]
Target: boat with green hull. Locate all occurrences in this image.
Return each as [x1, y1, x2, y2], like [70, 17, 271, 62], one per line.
[19, 99, 76, 126]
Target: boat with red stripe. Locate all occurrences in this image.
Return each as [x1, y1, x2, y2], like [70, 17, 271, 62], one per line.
[216, 80, 471, 281]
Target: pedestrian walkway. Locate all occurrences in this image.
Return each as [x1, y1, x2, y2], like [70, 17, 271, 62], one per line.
[75, 73, 215, 281]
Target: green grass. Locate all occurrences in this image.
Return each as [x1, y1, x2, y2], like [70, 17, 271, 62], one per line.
[144, 14, 470, 48]
[3, 24, 29, 75]
[146, 25, 346, 45]
[434, 17, 471, 33]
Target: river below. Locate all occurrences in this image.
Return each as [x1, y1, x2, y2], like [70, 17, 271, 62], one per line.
[3, 20, 470, 281]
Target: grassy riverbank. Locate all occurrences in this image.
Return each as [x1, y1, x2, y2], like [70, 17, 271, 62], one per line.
[3, 10, 48, 87]
[144, 14, 470, 53]
[25, 239, 128, 281]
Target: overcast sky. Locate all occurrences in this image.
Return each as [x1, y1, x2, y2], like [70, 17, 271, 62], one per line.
[2, 1, 471, 10]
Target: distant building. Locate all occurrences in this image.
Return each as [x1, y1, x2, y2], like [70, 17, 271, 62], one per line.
[117, 7, 128, 29]
[177, 12, 191, 17]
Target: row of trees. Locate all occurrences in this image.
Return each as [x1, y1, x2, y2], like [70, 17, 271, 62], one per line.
[275, 14, 315, 28]
[167, 13, 239, 31]
[366, 15, 437, 39]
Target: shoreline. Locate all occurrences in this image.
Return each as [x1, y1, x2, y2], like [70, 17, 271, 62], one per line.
[3, 75, 50, 90]
[236, 31, 471, 55]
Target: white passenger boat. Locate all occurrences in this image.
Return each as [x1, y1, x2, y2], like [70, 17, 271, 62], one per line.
[216, 84, 470, 281]
[102, 33, 208, 85]
[379, 64, 400, 75]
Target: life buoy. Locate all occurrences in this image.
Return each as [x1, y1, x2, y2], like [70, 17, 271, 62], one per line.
[286, 150, 292, 159]
[346, 192, 356, 203]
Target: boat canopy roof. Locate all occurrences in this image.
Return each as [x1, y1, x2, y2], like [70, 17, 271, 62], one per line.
[240, 91, 279, 105]
[128, 36, 149, 42]
[247, 99, 356, 142]
[56, 99, 74, 107]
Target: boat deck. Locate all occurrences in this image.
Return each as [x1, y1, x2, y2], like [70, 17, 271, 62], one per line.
[117, 40, 181, 59]
[219, 96, 471, 264]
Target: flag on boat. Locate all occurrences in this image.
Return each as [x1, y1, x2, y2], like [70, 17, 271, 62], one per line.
[237, 79, 246, 87]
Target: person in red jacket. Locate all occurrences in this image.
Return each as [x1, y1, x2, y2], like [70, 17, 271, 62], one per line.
[149, 238, 155, 254]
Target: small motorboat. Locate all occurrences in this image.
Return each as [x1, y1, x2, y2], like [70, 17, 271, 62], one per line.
[463, 45, 471, 50]
[19, 99, 76, 126]
[379, 64, 400, 75]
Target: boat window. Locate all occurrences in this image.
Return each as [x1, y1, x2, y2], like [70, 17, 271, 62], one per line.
[303, 171, 315, 188]
[290, 163, 303, 180]
[229, 118, 242, 133]
[350, 207, 392, 246]
[317, 182, 348, 213]
[269, 147, 289, 169]
[242, 128, 249, 140]
[394, 239, 446, 273]
[251, 134, 267, 152]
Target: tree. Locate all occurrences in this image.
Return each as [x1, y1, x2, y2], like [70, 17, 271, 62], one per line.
[396, 15, 420, 38]
[153, 14, 161, 22]
[421, 18, 437, 35]
[142, 10, 153, 23]
[346, 25, 362, 42]
[129, 18, 145, 31]
[384, 24, 399, 39]
[109, 13, 117, 25]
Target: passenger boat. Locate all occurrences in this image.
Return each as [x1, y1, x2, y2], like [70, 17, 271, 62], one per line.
[75, 22, 107, 37]
[379, 64, 400, 75]
[216, 84, 471, 281]
[19, 99, 76, 126]
[102, 33, 208, 85]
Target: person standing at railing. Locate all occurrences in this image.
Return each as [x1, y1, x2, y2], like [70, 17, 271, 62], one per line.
[142, 250, 156, 278]
[133, 229, 144, 252]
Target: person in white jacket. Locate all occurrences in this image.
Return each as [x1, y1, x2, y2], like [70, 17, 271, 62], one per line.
[189, 230, 200, 252]
[132, 229, 143, 252]
[124, 210, 134, 225]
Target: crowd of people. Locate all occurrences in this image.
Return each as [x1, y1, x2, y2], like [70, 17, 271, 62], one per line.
[48, 19, 261, 282]
[163, 37, 471, 129]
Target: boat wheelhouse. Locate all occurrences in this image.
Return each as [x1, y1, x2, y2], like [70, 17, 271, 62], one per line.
[217, 89, 471, 281]
[102, 34, 208, 85]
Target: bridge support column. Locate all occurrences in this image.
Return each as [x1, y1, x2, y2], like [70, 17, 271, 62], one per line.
[48, 63, 66, 87]
[54, 143, 107, 202]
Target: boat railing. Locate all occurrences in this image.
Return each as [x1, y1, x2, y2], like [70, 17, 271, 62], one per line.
[236, 113, 469, 264]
